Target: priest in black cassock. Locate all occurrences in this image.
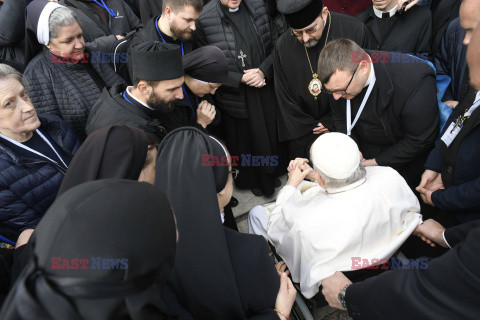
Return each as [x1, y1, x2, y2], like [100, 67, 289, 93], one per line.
[86, 41, 184, 143]
[195, 0, 281, 197]
[274, 0, 367, 160]
[318, 39, 438, 190]
[356, 0, 432, 59]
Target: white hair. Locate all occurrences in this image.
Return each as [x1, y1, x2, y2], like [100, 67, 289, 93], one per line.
[48, 7, 78, 41]
[314, 160, 366, 189]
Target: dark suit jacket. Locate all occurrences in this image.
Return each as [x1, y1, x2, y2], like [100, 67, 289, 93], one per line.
[330, 51, 439, 170]
[345, 220, 480, 319]
[356, 5, 432, 58]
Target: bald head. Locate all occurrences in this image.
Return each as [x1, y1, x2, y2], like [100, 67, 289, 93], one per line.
[460, 0, 480, 45]
[467, 24, 480, 89]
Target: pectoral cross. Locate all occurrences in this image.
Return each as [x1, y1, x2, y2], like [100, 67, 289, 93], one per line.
[238, 50, 247, 68]
[450, 113, 469, 133]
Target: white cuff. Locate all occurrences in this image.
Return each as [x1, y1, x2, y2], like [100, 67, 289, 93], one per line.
[442, 231, 452, 249]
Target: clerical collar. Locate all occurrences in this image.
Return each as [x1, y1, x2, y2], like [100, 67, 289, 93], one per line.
[229, 7, 239, 12]
[126, 86, 154, 110]
[373, 5, 398, 19]
[325, 177, 367, 194]
[363, 55, 375, 88]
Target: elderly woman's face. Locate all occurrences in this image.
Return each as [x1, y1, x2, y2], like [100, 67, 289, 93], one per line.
[46, 22, 85, 62]
[0, 78, 40, 141]
[220, 0, 242, 9]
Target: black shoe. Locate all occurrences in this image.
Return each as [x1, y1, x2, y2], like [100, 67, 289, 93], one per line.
[273, 177, 282, 188]
[251, 188, 264, 196]
[228, 196, 239, 208]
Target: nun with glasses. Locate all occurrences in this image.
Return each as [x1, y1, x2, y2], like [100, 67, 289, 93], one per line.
[155, 127, 297, 320]
[23, 0, 125, 139]
[0, 179, 180, 320]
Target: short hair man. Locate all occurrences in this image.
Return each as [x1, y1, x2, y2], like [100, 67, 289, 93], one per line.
[86, 41, 184, 143]
[248, 132, 422, 299]
[318, 38, 438, 189]
[356, 0, 431, 58]
[273, 0, 367, 160]
[130, 0, 203, 51]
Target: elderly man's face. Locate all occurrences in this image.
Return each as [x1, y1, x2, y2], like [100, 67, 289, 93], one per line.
[0, 78, 40, 141]
[460, 0, 480, 45]
[47, 22, 85, 62]
[291, 8, 329, 48]
[168, 5, 199, 41]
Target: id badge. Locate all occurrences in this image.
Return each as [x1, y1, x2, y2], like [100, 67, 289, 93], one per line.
[441, 123, 461, 147]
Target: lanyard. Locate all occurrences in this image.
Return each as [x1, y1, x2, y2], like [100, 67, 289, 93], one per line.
[92, 0, 116, 17]
[0, 235, 16, 246]
[155, 16, 197, 118]
[123, 91, 152, 120]
[0, 130, 67, 168]
[346, 75, 376, 136]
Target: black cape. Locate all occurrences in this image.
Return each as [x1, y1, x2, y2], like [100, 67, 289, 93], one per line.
[57, 125, 148, 197]
[155, 127, 279, 319]
[0, 179, 177, 320]
[274, 12, 367, 142]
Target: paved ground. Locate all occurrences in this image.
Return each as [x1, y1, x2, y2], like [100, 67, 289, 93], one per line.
[232, 175, 352, 320]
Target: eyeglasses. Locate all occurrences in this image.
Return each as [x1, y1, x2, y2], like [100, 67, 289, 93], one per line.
[209, 83, 219, 92]
[323, 66, 358, 96]
[229, 168, 239, 180]
[292, 24, 319, 37]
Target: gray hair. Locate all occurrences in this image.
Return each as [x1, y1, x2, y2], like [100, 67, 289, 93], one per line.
[315, 160, 366, 189]
[48, 7, 78, 41]
[0, 64, 23, 84]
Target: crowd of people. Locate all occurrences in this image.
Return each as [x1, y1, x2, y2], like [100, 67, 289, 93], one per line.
[0, 0, 479, 319]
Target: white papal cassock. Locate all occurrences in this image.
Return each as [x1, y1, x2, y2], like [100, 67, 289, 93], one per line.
[264, 166, 422, 298]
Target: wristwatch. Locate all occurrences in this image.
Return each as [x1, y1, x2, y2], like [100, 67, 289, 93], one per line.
[338, 284, 351, 309]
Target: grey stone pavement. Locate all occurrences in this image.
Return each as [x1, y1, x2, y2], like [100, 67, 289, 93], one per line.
[232, 175, 352, 320]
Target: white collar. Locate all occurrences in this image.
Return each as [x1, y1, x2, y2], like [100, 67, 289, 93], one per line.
[364, 55, 375, 88]
[325, 177, 367, 194]
[373, 5, 398, 19]
[126, 86, 154, 110]
[229, 7, 239, 12]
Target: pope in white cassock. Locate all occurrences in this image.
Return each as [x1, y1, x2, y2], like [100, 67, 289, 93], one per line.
[248, 132, 422, 299]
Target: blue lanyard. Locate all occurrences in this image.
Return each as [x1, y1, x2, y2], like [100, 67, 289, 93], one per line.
[0, 235, 16, 246]
[92, 0, 116, 17]
[155, 16, 197, 118]
[123, 91, 152, 120]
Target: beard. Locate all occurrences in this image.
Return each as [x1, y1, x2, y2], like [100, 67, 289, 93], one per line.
[170, 21, 193, 41]
[147, 94, 176, 114]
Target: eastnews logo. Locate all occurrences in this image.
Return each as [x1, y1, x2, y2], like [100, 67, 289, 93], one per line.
[352, 51, 429, 64]
[351, 257, 429, 270]
[51, 257, 128, 270]
[201, 154, 278, 167]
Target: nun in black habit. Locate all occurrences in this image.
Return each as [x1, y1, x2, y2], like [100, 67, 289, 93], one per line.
[155, 127, 296, 320]
[0, 179, 178, 320]
[57, 125, 157, 196]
